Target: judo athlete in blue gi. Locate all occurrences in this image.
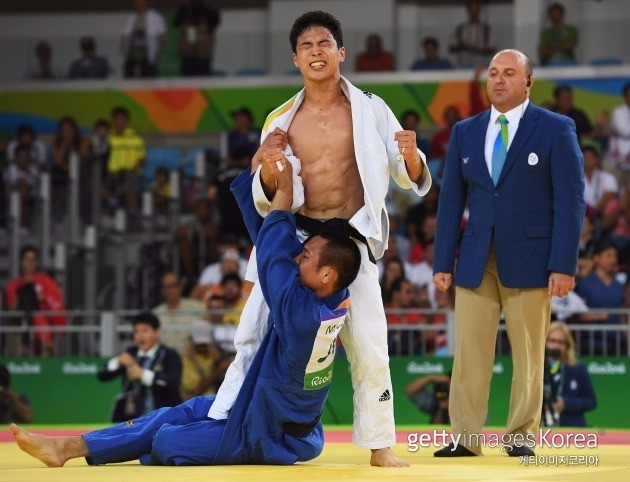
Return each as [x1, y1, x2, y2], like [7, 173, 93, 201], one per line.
[10, 160, 362, 468]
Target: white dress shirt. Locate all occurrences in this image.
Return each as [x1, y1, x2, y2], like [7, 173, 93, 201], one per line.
[484, 99, 530, 178]
[107, 343, 160, 386]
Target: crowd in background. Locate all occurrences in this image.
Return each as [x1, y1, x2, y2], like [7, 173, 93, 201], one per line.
[3, 76, 630, 361]
[2, 0, 630, 365]
[22, 1, 618, 81]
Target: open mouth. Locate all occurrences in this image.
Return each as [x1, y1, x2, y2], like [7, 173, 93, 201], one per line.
[309, 61, 326, 68]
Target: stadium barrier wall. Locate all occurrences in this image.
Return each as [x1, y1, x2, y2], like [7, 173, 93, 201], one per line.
[1, 355, 627, 428]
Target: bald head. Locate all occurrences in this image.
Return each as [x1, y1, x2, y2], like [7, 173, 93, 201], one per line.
[491, 49, 532, 77]
[487, 49, 534, 112]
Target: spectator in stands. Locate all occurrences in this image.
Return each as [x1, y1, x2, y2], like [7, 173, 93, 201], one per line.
[68, 36, 110, 79]
[430, 105, 461, 163]
[107, 106, 146, 212]
[26, 41, 63, 80]
[410, 37, 453, 71]
[543, 322, 596, 427]
[406, 187, 440, 260]
[581, 140, 618, 217]
[0, 129, 10, 227]
[174, 0, 221, 76]
[98, 313, 182, 423]
[153, 273, 206, 351]
[552, 85, 593, 140]
[386, 278, 424, 356]
[449, 0, 495, 68]
[355, 33, 395, 72]
[603, 175, 630, 238]
[408, 241, 437, 308]
[406, 372, 451, 424]
[121, 0, 166, 78]
[192, 246, 247, 299]
[577, 213, 597, 279]
[0, 365, 33, 424]
[150, 167, 171, 213]
[575, 240, 625, 354]
[205, 294, 238, 357]
[79, 119, 110, 225]
[538, 2, 578, 66]
[218, 273, 246, 325]
[227, 107, 260, 161]
[400, 110, 431, 159]
[175, 198, 221, 290]
[605, 82, 630, 172]
[379, 257, 406, 304]
[180, 319, 234, 400]
[5, 145, 39, 224]
[51, 117, 89, 213]
[208, 144, 250, 242]
[7, 124, 47, 168]
[4, 246, 67, 356]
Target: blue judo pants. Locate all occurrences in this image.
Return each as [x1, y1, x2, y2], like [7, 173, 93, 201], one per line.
[83, 396, 226, 466]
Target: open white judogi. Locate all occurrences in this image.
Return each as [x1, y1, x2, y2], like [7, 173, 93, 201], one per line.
[209, 76, 431, 448]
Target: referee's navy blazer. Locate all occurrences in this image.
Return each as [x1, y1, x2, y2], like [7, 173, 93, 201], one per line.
[434, 102, 585, 289]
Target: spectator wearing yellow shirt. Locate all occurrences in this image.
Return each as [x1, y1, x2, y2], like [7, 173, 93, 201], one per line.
[180, 320, 233, 400]
[107, 106, 146, 212]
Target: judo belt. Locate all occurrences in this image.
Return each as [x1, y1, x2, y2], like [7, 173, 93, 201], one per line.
[294, 213, 376, 264]
[283, 412, 322, 438]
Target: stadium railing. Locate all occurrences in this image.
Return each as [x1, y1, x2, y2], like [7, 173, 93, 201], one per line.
[1, 308, 628, 358]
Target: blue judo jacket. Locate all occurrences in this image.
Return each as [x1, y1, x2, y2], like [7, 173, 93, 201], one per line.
[212, 169, 350, 464]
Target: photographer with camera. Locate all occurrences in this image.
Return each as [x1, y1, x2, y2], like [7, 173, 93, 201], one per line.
[0, 365, 33, 424]
[406, 372, 451, 424]
[542, 321, 597, 427]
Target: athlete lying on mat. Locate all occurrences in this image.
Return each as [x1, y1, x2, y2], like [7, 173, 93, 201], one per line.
[12, 162, 363, 467]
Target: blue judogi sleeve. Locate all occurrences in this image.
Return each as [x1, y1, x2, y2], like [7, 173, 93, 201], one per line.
[230, 168, 264, 244]
[256, 211, 321, 350]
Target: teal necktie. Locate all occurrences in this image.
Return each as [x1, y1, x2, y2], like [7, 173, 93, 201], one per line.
[492, 114, 509, 185]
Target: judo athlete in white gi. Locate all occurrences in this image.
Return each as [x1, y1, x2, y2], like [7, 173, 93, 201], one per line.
[209, 11, 431, 467]
[10, 162, 363, 467]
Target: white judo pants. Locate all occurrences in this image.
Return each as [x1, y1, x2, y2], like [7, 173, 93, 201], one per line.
[208, 231, 396, 449]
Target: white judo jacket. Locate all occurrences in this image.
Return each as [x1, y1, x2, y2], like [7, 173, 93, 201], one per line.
[251, 75, 432, 261]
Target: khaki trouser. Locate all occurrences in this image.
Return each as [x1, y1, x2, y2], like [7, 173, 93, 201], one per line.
[450, 247, 551, 455]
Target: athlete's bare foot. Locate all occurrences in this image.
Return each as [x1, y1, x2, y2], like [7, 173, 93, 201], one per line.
[10, 424, 86, 467]
[370, 447, 410, 467]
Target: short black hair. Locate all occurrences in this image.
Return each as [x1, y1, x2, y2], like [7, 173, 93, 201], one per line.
[554, 84, 572, 98]
[313, 232, 361, 292]
[17, 124, 35, 138]
[0, 365, 10, 389]
[290, 11, 343, 54]
[20, 245, 39, 261]
[423, 37, 439, 49]
[623, 82, 630, 97]
[593, 239, 618, 256]
[221, 272, 243, 288]
[111, 106, 130, 118]
[401, 109, 421, 123]
[548, 2, 566, 15]
[94, 118, 109, 130]
[132, 312, 160, 330]
[390, 277, 410, 295]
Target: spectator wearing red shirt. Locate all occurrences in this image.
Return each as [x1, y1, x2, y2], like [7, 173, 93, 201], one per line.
[430, 105, 461, 161]
[355, 34, 395, 72]
[386, 278, 425, 355]
[4, 246, 66, 355]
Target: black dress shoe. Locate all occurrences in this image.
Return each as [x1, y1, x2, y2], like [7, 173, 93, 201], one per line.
[434, 443, 477, 457]
[505, 445, 535, 457]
